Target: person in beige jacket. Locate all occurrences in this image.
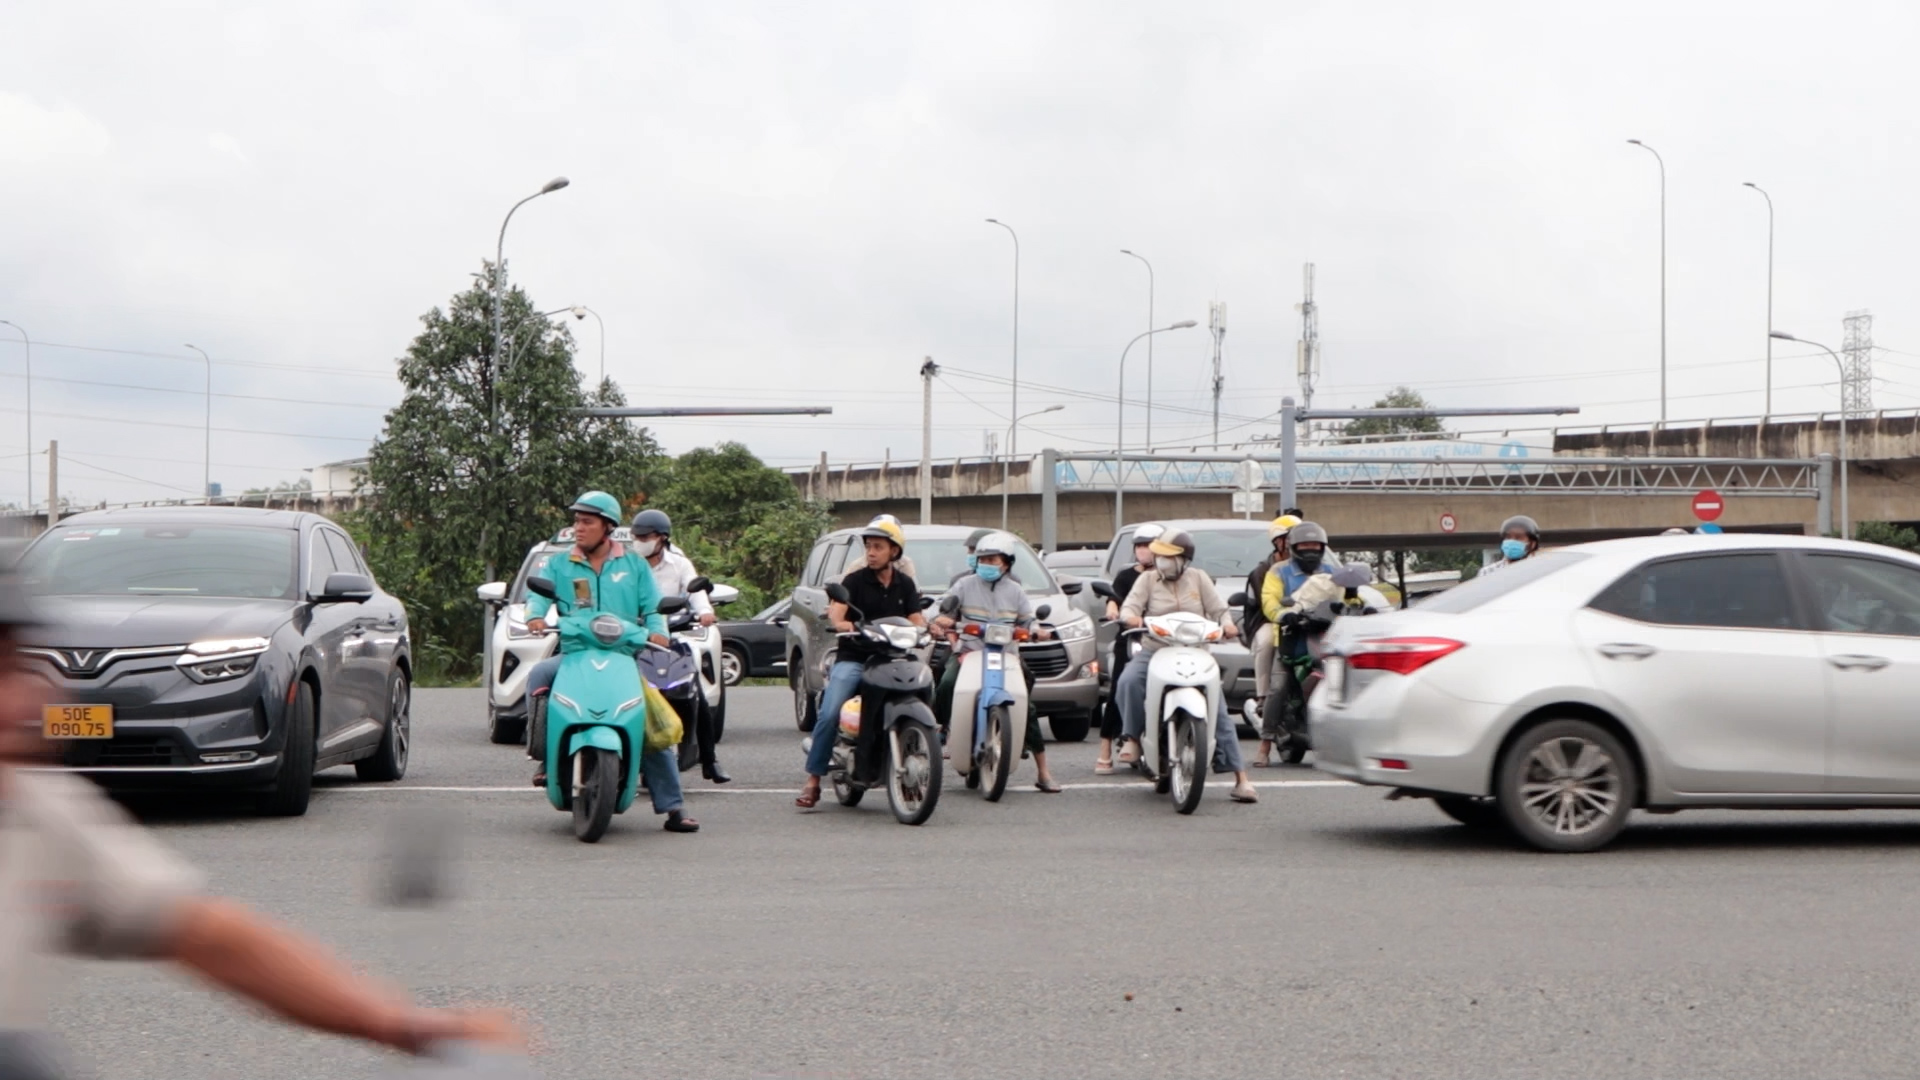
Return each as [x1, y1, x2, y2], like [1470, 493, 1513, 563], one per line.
[1113, 531, 1259, 803]
[0, 575, 520, 1077]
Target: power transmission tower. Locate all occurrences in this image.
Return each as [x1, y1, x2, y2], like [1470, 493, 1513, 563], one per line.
[1843, 309, 1874, 417]
[1208, 301, 1227, 444]
[1296, 263, 1321, 419]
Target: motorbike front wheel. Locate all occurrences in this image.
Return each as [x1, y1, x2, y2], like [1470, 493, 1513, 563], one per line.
[572, 748, 619, 843]
[981, 704, 1015, 803]
[888, 720, 943, 826]
[1168, 711, 1208, 815]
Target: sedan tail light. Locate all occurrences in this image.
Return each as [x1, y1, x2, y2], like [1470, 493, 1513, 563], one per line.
[1343, 637, 1465, 675]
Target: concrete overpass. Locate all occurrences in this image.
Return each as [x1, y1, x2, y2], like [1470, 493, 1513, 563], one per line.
[791, 410, 1920, 550]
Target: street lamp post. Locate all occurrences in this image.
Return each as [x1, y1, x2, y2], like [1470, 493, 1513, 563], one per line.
[1773, 330, 1849, 539]
[1744, 182, 1775, 416]
[183, 344, 211, 503]
[1116, 321, 1199, 531]
[0, 321, 28, 512]
[569, 306, 606, 387]
[985, 220, 1019, 455]
[1002, 404, 1064, 530]
[1120, 250, 1155, 447]
[1627, 139, 1667, 423]
[485, 177, 569, 582]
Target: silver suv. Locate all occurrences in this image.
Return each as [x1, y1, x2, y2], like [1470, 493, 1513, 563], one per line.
[787, 524, 1101, 741]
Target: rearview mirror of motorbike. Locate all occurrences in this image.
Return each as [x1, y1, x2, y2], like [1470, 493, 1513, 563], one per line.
[825, 582, 852, 605]
[919, 595, 938, 611]
[937, 593, 961, 614]
[1034, 604, 1051, 620]
[1331, 564, 1375, 588]
[657, 595, 689, 615]
[1090, 580, 1118, 601]
[1227, 591, 1248, 607]
[687, 575, 713, 594]
[526, 576, 559, 601]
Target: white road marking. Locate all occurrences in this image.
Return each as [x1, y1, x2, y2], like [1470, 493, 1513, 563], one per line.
[323, 779, 1363, 794]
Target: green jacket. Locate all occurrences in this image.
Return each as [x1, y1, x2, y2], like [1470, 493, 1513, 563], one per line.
[526, 542, 667, 649]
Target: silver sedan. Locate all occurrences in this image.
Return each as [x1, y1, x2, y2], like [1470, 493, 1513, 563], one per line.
[1311, 533, 1920, 852]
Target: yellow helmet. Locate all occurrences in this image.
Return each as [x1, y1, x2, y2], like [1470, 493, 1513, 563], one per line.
[860, 518, 906, 554]
[1268, 514, 1303, 542]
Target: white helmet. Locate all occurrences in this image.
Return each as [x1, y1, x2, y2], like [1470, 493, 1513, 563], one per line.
[973, 531, 1021, 570]
[1131, 523, 1164, 544]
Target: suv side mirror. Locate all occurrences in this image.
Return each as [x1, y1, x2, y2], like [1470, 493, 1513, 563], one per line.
[1034, 604, 1052, 621]
[476, 581, 507, 604]
[316, 572, 374, 604]
[1055, 573, 1084, 596]
[525, 576, 559, 601]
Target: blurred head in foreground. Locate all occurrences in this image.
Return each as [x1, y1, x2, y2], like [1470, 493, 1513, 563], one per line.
[0, 574, 49, 767]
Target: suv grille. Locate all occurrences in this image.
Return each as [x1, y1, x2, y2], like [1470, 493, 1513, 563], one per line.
[1021, 642, 1070, 679]
[66, 736, 187, 768]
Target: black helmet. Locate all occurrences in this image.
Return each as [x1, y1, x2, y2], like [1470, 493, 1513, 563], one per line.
[1501, 514, 1541, 539]
[631, 508, 672, 537]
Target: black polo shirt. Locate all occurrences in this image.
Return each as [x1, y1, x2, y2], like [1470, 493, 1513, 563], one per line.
[839, 565, 921, 660]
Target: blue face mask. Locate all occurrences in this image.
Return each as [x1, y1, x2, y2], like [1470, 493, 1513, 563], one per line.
[1501, 539, 1529, 562]
[976, 564, 1004, 583]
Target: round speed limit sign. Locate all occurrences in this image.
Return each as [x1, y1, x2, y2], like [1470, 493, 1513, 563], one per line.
[1439, 512, 1458, 534]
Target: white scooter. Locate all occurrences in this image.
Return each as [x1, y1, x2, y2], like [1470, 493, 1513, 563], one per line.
[1127, 611, 1227, 815]
[945, 600, 1051, 801]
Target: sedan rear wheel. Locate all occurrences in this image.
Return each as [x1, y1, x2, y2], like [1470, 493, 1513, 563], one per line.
[1496, 719, 1636, 853]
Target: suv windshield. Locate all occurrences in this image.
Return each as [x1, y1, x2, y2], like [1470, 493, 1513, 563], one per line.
[1109, 527, 1273, 584]
[511, 544, 568, 603]
[908, 536, 1057, 596]
[19, 524, 300, 600]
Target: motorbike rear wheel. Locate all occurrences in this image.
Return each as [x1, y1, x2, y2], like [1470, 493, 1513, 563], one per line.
[888, 720, 943, 826]
[572, 748, 619, 843]
[982, 704, 1015, 802]
[1168, 711, 1208, 815]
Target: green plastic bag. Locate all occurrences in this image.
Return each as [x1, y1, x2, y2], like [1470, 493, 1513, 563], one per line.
[641, 679, 683, 752]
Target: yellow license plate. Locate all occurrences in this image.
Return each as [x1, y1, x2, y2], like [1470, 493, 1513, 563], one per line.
[43, 704, 114, 739]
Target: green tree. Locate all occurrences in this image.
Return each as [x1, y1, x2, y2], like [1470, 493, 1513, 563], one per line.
[1343, 386, 1445, 439]
[358, 264, 665, 681]
[1854, 521, 1920, 552]
[653, 442, 831, 614]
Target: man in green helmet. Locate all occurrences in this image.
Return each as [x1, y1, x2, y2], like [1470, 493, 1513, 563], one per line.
[524, 491, 697, 833]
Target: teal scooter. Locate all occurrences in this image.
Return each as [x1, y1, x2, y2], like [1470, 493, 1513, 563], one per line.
[525, 575, 688, 842]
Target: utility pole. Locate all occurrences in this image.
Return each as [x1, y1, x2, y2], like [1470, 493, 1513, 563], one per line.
[1208, 301, 1227, 444]
[1296, 264, 1320, 416]
[46, 440, 57, 530]
[1842, 310, 1874, 417]
[919, 357, 938, 525]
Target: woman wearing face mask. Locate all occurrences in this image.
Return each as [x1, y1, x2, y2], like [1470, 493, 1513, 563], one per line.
[1478, 515, 1541, 576]
[1114, 530, 1258, 803]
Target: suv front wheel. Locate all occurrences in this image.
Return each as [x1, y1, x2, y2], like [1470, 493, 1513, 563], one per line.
[790, 661, 817, 732]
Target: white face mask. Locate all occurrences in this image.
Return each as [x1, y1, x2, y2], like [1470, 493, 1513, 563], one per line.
[634, 538, 660, 558]
[1155, 556, 1184, 580]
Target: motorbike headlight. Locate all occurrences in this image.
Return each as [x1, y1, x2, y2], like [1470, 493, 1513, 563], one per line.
[883, 624, 923, 651]
[984, 623, 1015, 646]
[507, 616, 535, 639]
[680, 624, 710, 641]
[590, 614, 625, 645]
[1055, 614, 1094, 642]
[177, 637, 270, 683]
[1172, 622, 1206, 647]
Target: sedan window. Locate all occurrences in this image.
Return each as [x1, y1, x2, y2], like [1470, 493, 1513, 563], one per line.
[1801, 554, 1920, 637]
[1589, 553, 1798, 630]
[1416, 551, 1589, 613]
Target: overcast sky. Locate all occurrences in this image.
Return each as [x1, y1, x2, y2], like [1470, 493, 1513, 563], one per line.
[5, 0, 1919, 508]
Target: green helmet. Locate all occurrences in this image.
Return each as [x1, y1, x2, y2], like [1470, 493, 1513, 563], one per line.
[567, 490, 623, 527]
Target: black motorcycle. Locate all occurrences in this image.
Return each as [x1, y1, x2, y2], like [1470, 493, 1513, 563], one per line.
[1259, 563, 1382, 764]
[815, 582, 943, 825]
[637, 591, 709, 775]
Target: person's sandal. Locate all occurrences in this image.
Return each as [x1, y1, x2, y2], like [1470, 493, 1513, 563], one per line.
[664, 811, 701, 833]
[1230, 783, 1259, 804]
[794, 784, 822, 810]
[1094, 758, 1114, 775]
[1117, 743, 1140, 765]
[1035, 778, 1063, 793]
[1253, 740, 1274, 768]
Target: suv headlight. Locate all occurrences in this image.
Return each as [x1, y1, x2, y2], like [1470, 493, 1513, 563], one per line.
[178, 637, 271, 683]
[1055, 614, 1094, 642]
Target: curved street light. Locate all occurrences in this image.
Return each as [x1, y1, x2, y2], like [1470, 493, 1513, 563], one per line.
[1120, 249, 1156, 446]
[1115, 321, 1200, 530]
[1772, 330, 1850, 539]
[1627, 139, 1667, 422]
[183, 344, 212, 503]
[1002, 404, 1064, 530]
[985, 219, 1020, 454]
[1744, 182, 1775, 415]
[0, 320, 28, 511]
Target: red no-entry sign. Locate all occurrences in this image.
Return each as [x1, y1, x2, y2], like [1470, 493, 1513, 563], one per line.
[1692, 490, 1724, 522]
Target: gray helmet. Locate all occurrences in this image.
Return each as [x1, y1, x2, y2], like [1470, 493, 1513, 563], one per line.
[630, 508, 672, 537]
[973, 531, 1020, 571]
[1287, 521, 1329, 549]
[1501, 514, 1541, 539]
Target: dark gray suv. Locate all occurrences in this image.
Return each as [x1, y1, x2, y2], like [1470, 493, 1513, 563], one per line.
[14, 507, 412, 815]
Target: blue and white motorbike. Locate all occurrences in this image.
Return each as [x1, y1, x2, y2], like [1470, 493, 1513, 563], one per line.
[944, 599, 1053, 801]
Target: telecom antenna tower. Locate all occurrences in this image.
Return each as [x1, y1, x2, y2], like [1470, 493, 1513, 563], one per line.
[1209, 301, 1227, 444]
[1296, 263, 1321, 417]
[1843, 310, 1874, 417]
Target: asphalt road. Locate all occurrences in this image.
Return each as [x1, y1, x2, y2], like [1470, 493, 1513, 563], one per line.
[48, 687, 1920, 1079]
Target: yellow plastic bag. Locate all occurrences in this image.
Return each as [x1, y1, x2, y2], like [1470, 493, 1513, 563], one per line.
[641, 680, 683, 752]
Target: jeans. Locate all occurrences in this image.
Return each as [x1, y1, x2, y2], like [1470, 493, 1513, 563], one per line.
[638, 747, 686, 814]
[525, 654, 561, 702]
[1115, 648, 1246, 774]
[806, 660, 868, 777]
